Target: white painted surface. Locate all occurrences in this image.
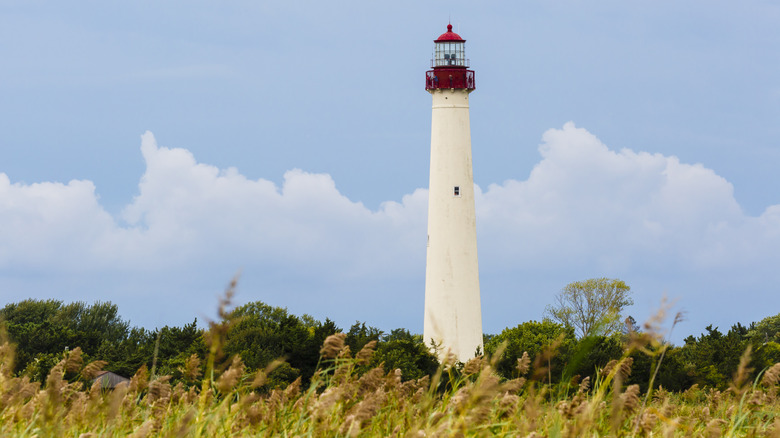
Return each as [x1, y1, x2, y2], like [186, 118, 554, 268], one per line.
[423, 88, 483, 363]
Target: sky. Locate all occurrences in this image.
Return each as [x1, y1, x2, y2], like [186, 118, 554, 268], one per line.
[1, 1, 779, 344]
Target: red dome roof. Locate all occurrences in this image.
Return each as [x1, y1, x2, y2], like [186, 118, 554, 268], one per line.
[435, 24, 465, 42]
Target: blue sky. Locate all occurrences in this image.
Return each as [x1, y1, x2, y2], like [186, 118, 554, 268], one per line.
[1, 1, 778, 343]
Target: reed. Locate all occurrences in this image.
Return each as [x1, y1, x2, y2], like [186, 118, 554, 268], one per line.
[2, 296, 780, 437]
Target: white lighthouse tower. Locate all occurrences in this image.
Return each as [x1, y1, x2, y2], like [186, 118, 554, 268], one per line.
[423, 24, 483, 363]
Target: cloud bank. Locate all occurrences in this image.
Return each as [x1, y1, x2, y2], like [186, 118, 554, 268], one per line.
[2, 124, 778, 338]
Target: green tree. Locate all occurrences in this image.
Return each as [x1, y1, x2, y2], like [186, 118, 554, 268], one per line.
[484, 320, 576, 381]
[747, 313, 780, 344]
[545, 278, 633, 338]
[1, 299, 133, 379]
[371, 336, 439, 381]
[345, 321, 384, 353]
[224, 301, 338, 386]
[0, 299, 66, 375]
[679, 324, 751, 390]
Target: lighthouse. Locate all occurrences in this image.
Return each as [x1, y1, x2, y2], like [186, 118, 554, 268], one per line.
[423, 24, 483, 362]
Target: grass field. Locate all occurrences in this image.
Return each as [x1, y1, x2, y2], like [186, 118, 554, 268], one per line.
[2, 328, 780, 438]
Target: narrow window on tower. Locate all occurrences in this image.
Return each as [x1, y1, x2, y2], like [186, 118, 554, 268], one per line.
[453, 186, 461, 197]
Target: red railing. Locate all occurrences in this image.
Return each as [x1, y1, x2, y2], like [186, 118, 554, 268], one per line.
[425, 69, 475, 91]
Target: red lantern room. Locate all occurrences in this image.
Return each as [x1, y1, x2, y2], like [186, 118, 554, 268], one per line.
[425, 24, 475, 91]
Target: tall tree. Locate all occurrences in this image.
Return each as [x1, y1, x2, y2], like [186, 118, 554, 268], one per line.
[545, 278, 633, 338]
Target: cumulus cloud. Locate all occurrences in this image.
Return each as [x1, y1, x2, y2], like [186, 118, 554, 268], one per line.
[477, 122, 772, 273]
[1, 125, 779, 336]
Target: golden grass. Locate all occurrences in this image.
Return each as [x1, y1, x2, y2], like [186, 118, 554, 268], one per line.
[2, 335, 780, 437]
[2, 292, 780, 437]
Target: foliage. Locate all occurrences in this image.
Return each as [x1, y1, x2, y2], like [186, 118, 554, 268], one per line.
[545, 278, 633, 338]
[679, 324, 751, 390]
[0, 299, 129, 376]
[485, 319, 576, 381]
[345, 321, 384, 353]
[224, 301, 336, 387]
[748, 313, 780, 344]
[3, 321, 780, 437]
[371, 337, 439, 381]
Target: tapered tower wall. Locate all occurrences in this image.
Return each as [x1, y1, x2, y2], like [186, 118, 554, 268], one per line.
[423, 87, 483, 362]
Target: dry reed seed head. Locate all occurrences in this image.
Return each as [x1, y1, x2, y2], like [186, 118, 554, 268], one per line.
[428, 411, 445, 427]
[385, 368, 402, 389]
[652, 385, 669, 404]
[172, 408, 196, 438]
[251, 370, 268, 389]
[320, 333, 346, 359]
[332, 361, 352, 386]
[147, 375, 172, 404]
[661, 418, 681, 438]
[642, 298, 670, 340]
[251, 358, 285, 388]
[620, 384, 641, 414]
[218, 276, 238, 320]
[357, 366, 385, 395]
[170, 381, 185, 404]
[181, 354, 201, 383]
[705, 419, 727, 438]
[502, 377, 526, 393]
[64, 347, 84, 373]
[730, 345, 753, 395]
[639, 411, 658, 435]
[683, 383, 701, 402]
[283, 376, 302, 401]
[463, 356, 484, 376]
[338, 344, 352, 359]
[88, 377, 103, 402]
[0, 342, 15, 376]
[45, 362, 65, 395]
[748, 389, 765, 406]
[129, 419, 155, 438]
[105, 381, 128, 420]
[603, 359, 617, 377]
[185, 385, 199, 404]
[450, 386, 471, 414]
[578, 376, 591, 394]
[441, 351, 458, 369]
[498, 392, 520, 416]
[340, 389, 387, 436]
[356, 340, 377, 365]
[311, 386, 343, 421]
[80, 360, 108, 380]
[616, 357, 634, 381]
[555, 399, 573, 419]
[216, 355, 245, 394]
[627, 331, 656, 353]
[769, 419, 780, 438]
[763, 363, 780, 387]
[129, 365, 149, 393]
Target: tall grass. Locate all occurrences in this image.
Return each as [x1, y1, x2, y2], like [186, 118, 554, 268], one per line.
[2, 299, 780, 436]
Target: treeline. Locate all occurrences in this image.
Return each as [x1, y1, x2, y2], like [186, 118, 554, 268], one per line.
[485, 316, 780, 392]
[0, 299, 437, 388]
[2, 298, 779, 392]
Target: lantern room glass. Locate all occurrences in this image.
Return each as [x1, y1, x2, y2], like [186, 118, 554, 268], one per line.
[434, 42, 466, 67]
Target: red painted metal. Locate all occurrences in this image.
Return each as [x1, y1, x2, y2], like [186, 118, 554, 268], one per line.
[425, 69, 475, 91]
[426, 24, 475, 91]
[435, 24, 465, 42]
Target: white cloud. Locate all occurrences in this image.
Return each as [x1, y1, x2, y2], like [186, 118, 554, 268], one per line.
[1, 126, 779, 337]
[120, 132, 427, 276]
[477, 122, 766, 273]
